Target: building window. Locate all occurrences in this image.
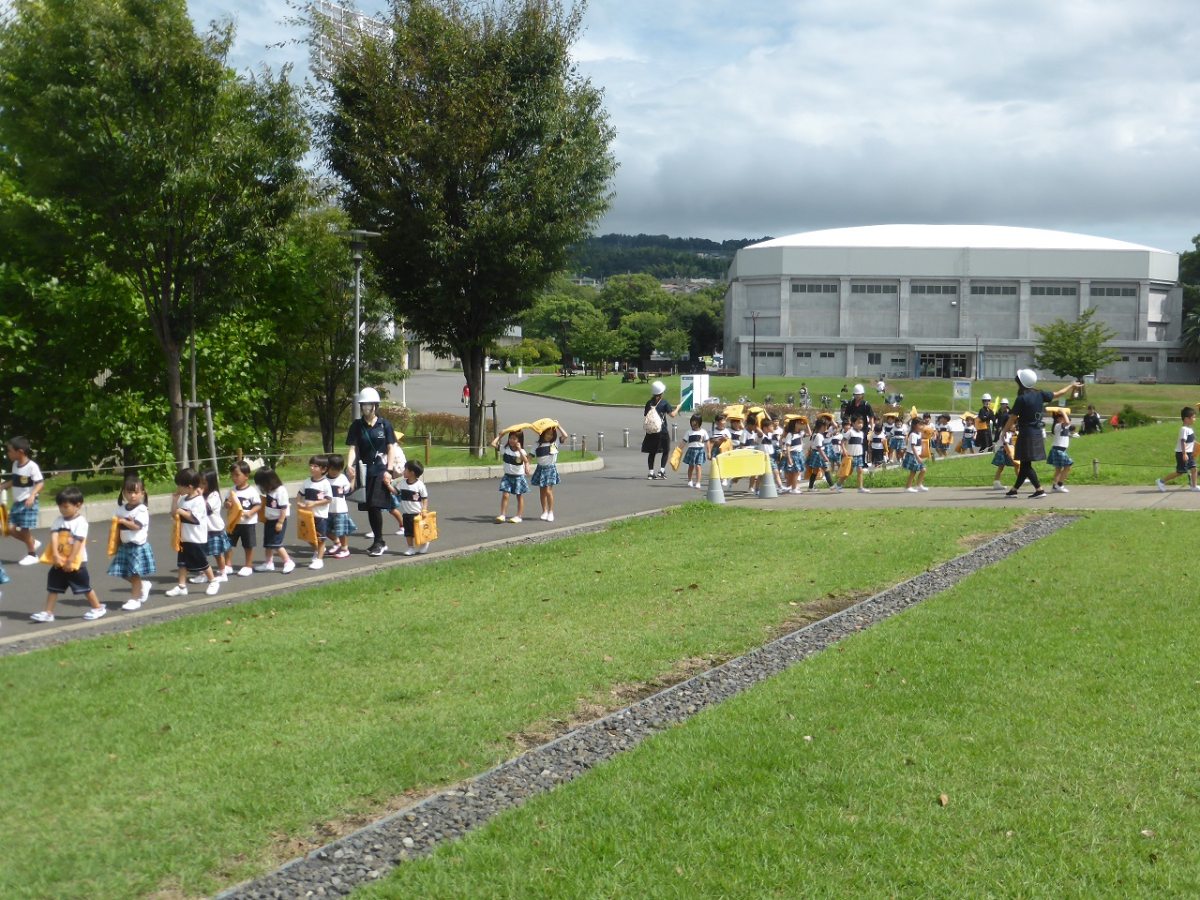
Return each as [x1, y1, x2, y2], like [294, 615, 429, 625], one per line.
[819, 351, 835, 359]
[1120, 356, 1130, 362]
[1090, 286, 1137, 297]
[795, 351, 812, 358]
[1137, 355, 1153, 363]
[851, 284, 898, 294]
[1169, 356, 1186, 364]
[970, 285, 1017, 295]
[752, 350, 782, 358]
[867, 352, 882, 366]
[1031, 285, 1079, 296]
[911, 284, 958, 294]
[792, 283, 838, 293]
[890, 355, 908, 368]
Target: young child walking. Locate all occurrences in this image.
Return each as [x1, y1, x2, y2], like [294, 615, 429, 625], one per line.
[30, 486, 108, 622]
[836, 417, 870, 493]
[166, 469, 221, 597]
[991, 429, 1015, 489]
[959, 414, 977, 454]
[298, 455, 332, 569]
[780, 415, 807, 493]
[2, 436, 44, 565]
[531, 421, 568, 518]
[201, 470, 232, 582]
[903, 417, 930, 492]
[807, 419, 834, 491]
[387, 432, 410, 538]
[325, 454, 355, 559]
[1156, 407, 1199, 492]
[388, 460, 430, 555]
[253, 468, 296, 572]
[491, 429, 530, 523]
[679, 414, 709, 490]
[1048, 410, 1075, 493]
[108, 475, 156, 610]
[227, 460, 262, 576]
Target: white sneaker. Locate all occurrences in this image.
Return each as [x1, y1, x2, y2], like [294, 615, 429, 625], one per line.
[417, 544, 430, 554]
[222, 565, 234, 576]
[166, 585, 188, 597]
[992, 481, 1004, 490]
[237, 566, 253, 577]
[213, 574, 228, 583]
[509, 516, 522, 524]
[121, 597, 143, 611]
[308, 559, 324, 570]
[1191, 486, 1200, 493]
[858, 487, 871, 493]
[140, 581, 152, 603]
[281, 560, 296, 574]
[539, 512, 549, 520]
[30, 610, 55, 623]
[918, 485, 929, 492]
[906, 487, 919, 493]
[546, 512, 555, 522]
[1156, 479, 1167, 492]
[1057, 485, 1069, 493]
[253, 562, 275, 573]
[205, 581, 220, 595]
[403, 548, 416, 556]
[18, 554, 38, 566]
[189, 574, 208, 584]
[495, 515, 507, 523]
[694, 483, 703, 490]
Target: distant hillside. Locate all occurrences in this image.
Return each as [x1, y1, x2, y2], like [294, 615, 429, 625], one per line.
[569, 233, 770, 280]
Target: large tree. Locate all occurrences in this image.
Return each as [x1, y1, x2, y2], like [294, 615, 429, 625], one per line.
[1033, 307, 1121, 380]
[0, 0, 309, 465]
[319, 0, 615, 453]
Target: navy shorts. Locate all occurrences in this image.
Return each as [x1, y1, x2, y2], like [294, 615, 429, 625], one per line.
[263, 518, 288, 548]
[229, 523, 257, 549]
[47, 563, 93, 595]
[177, 542, 209, 574]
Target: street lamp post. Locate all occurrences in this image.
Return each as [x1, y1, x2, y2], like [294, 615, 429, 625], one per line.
[975, 333, 981, 381]
[339, 229, 381, 400]
[751, 311, 759, 390]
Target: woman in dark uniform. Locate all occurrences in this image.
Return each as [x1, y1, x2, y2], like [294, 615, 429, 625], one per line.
[345, 387, 398, 556]
[1003, 369, 1082, 499]
[641, 380, 681, 479]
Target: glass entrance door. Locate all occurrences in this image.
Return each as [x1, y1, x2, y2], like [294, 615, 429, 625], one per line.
[917, 352, 968, 378]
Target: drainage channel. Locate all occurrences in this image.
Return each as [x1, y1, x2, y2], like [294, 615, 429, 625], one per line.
[217, 514, 1076, 899]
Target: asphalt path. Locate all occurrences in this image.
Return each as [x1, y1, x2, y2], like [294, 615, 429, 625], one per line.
[1, 371, 1196, 651]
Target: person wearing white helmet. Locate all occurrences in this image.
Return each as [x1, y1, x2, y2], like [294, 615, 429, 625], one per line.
[841, 382, 875, 430]
[641, 380, 681, 479]
[345, 387, 399, 555]
[1001, 368, 1083, 499]
[976, 393, 995, 454]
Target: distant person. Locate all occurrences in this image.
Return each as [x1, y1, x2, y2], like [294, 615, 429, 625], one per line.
[346, 386, 399, 557]
[1, 435, 44, 565]
[1048, 409, 1076, 493]
[641, 380, 681, 480]
[461, 383, 470, 405]
[975, 394, 995, 453]
[490, 428, 531, 523]
[1155, 407, 1199, 493]
[1082, 405, 1103, 434]
[842, 384, 875, 429]
[29, 486, 108, 623]
[1003, 369, 1082, 499]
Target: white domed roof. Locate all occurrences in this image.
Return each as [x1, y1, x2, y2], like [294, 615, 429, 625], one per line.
[751, 224, 1166, 254]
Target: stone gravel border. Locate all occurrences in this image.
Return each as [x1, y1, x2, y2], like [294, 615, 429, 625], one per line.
[218, 514, 1075, 899]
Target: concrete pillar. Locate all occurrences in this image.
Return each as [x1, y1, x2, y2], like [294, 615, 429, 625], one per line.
[1137, 280, 1150, 341]
[838, 276, 851, 337]
[845, 343, 856, 378]
[1018, 279, 1031, 341]
[779, 279, 791, 339]
[1078, 279, 1090, 317]
[898, 277, 910, 338]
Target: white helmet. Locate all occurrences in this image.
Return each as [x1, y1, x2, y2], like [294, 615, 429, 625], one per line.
[1000, 397, 1010, 405]
[853, 383, 865, 395]
[650, 380, 666, 395]
[981, 393, 992, 402]
[1016, 368, 1038, 389]
[357, 387, 381, 405]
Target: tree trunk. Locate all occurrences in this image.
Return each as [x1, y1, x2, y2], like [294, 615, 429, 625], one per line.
[163, 340, 186, 468]
[462, 345, 488, 457]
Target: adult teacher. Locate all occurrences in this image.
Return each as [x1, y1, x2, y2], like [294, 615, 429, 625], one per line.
[346, 386, 399, 557]
[1003, 368, 1082, 499]
[841, 383, 875, 428]
[641, 380, 681, 480]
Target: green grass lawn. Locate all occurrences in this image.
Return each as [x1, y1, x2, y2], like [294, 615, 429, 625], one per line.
[363, 509, 1200, 898]
[0, 505, 1017, 899]
[514, 373, 1200, 420]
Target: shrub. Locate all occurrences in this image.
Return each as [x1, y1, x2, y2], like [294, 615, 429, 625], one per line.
[381, 406, 470, 445]
[1116, 404, 1154, 428]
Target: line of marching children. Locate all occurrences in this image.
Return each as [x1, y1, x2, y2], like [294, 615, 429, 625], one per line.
[0, 437, 436, 624]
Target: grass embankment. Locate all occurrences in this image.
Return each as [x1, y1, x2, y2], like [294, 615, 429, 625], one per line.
[366, 510, 1200, 898]
[515, 373, 1200, 420]
[0, 505, 1018, 899]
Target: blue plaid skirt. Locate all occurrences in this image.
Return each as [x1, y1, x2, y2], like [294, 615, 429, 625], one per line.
[1047, 447, 1073, 468]
[499, 474, 529, 495]
[846, 455, 864, 471]
[108, 541, 157, 578]
[207, 530, 232, 556]
[9, 500, 38, 529]
[531, 464, 560, 487]
[960, 437, 975, 451]
[0, 563, 9, 585]
[682, 447, 707, 467]
[889, 436, 906, 451]
[902, 452, 925, 473]
[781, 451, 803, 473]
[991, 448, 1011, 467]
[328, 512, 356, 537]
[807, 451, 828, 470]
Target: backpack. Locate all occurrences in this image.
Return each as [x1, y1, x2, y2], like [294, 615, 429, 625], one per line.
[643, 405, 663, 434]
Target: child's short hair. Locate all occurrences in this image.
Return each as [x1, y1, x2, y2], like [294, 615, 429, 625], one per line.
[7, 436, 31, 456]
[174, 467, 201, 489]
[308, 454, 329, 469]
[689, 413, 703, 428]
[404, 460, 424, 478]
[1182, 407, 1196, 420]
[230, 460, 251, 478]
[56, 485, 84, 506]
[201, 469, 220, 495]
[326, 453, 345, 472]
[253, 467, 283, 492]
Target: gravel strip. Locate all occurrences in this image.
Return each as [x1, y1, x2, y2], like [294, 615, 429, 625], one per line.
[217, 514, 1076, 899]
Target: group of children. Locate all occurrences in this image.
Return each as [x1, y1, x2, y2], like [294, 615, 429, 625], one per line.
[988, 408, 1076, 494]
[489, 419, 568, 523]
[0, 438, 440, 623]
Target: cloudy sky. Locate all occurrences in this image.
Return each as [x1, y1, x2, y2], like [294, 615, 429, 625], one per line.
[190, 0, 1200, 253]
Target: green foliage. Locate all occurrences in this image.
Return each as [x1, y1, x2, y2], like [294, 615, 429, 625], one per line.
[1114, 403, 1154, 428]
[320, 0, 616, 452]
[568, 233, 763, 279]
[1033, 307, 1121, 379]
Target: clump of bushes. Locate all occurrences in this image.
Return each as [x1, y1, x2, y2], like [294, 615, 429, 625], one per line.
[382, 406, 469, 444]
[1115, 404, 1154, 429]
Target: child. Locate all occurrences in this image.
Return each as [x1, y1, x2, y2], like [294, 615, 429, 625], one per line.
[108, 475, 156, 610]
[325, 454, 355, 559]
[807, 420, 834, 491]
[710, 412, 733, 488]
[490, 429, 530, 523]
[386, 432, 410, 537]
[298, 455, 332, 569]
[388, 460, 430, 555]
[1156, 407, 1199, 492]
[227, 461, 262, 576]
[201, 470, 232, 582]
[959, 414, 977, 454]
[780, 415, 807, 493]
[903, 417, 929, 492]
[253, 468, 296, 572]
[934, 414, 952, 458]
[2, 436, 44, 565]
[886, 414, 906, 463]
[869, 421, 886, 468]
[166, 468, 220, 597]
[679, 414, 709, 490]
[827, 422, 844, 479]
[531, 421, 568, 517]
[837, 417, 869, 493]
[991, 429, 1015, 489]
[29, 486, 107, 622]
[1048, 410, 1075, 493]
[760, 415, 785, 493]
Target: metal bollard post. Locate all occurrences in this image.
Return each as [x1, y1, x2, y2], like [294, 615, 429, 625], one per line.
[623, 428, 630, 448]
[581, 435, 587, 455]
[570, 432, 577, 452]
[1092, 458, 1099, 477]
[671, 423, 678, 443]
[597, 431, 604, 452]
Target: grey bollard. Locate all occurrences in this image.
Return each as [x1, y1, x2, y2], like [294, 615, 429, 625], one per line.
[622, 428, 630, 448]
[597, 432, 604, 452]
[570, 433, 577, 452]
[581, 435, 587, 455]
[757, 458, 779, 499]
[705, 463, 726, 504]
[671, 422, 678, 443]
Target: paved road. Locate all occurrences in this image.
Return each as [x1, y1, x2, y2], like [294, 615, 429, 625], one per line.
[1, 371, 1195, 651]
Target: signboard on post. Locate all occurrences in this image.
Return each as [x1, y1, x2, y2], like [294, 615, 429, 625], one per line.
[680, 374, 710, 413]
[952, 380, 972, 411]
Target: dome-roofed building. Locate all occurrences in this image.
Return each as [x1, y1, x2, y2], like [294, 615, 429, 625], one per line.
[724, 224, 1185, 382]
